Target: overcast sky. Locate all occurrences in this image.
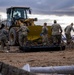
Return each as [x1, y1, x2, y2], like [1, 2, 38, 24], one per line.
[0, 0, 74, 15]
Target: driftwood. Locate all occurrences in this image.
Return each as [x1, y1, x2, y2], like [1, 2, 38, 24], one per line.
[0, 62, 36, 75]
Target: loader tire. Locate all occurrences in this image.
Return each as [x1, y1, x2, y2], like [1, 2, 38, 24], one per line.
[9, 27, 18, 46]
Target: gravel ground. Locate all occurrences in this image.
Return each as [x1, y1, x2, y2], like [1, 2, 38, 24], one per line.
[0, 45, 74, 69]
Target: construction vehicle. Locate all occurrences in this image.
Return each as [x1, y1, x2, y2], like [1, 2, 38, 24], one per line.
[1, 7, 65, 51]
[1, 6, 52, 46]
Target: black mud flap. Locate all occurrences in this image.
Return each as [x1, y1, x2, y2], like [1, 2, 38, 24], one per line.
[19, 45, 65, 52]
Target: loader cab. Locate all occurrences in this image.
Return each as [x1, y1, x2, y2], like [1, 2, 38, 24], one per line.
[6, 7, 31, 26]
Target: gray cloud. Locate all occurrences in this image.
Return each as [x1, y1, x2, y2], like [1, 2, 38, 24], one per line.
[0, 0, 74, 15]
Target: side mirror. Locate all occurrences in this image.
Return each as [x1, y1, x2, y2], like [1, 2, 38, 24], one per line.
[29, 9, 31, 14]
[7, 9, 11, 14]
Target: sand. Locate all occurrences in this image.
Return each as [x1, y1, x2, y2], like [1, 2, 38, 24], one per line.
[0, 45, 74, 69]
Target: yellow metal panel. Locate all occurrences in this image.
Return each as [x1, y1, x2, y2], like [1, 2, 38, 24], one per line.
[27, 26, 52, 41]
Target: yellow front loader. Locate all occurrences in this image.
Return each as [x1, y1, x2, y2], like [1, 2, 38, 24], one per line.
[1, 6, 65, 52]
[3, 7, 52, 46]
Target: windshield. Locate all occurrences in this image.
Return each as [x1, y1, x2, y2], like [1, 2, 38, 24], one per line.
[13, 8, 29, 19]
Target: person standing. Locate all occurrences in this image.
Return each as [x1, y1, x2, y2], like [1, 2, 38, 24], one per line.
[51, 20, 62, 45]
[64, 23, 74, 44]
[0, 24, 10, 52]
[41, 22, 49, 45]
[17, 20, 29, 46]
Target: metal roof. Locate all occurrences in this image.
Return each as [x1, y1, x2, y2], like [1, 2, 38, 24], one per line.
[7, 6, 30, 10]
